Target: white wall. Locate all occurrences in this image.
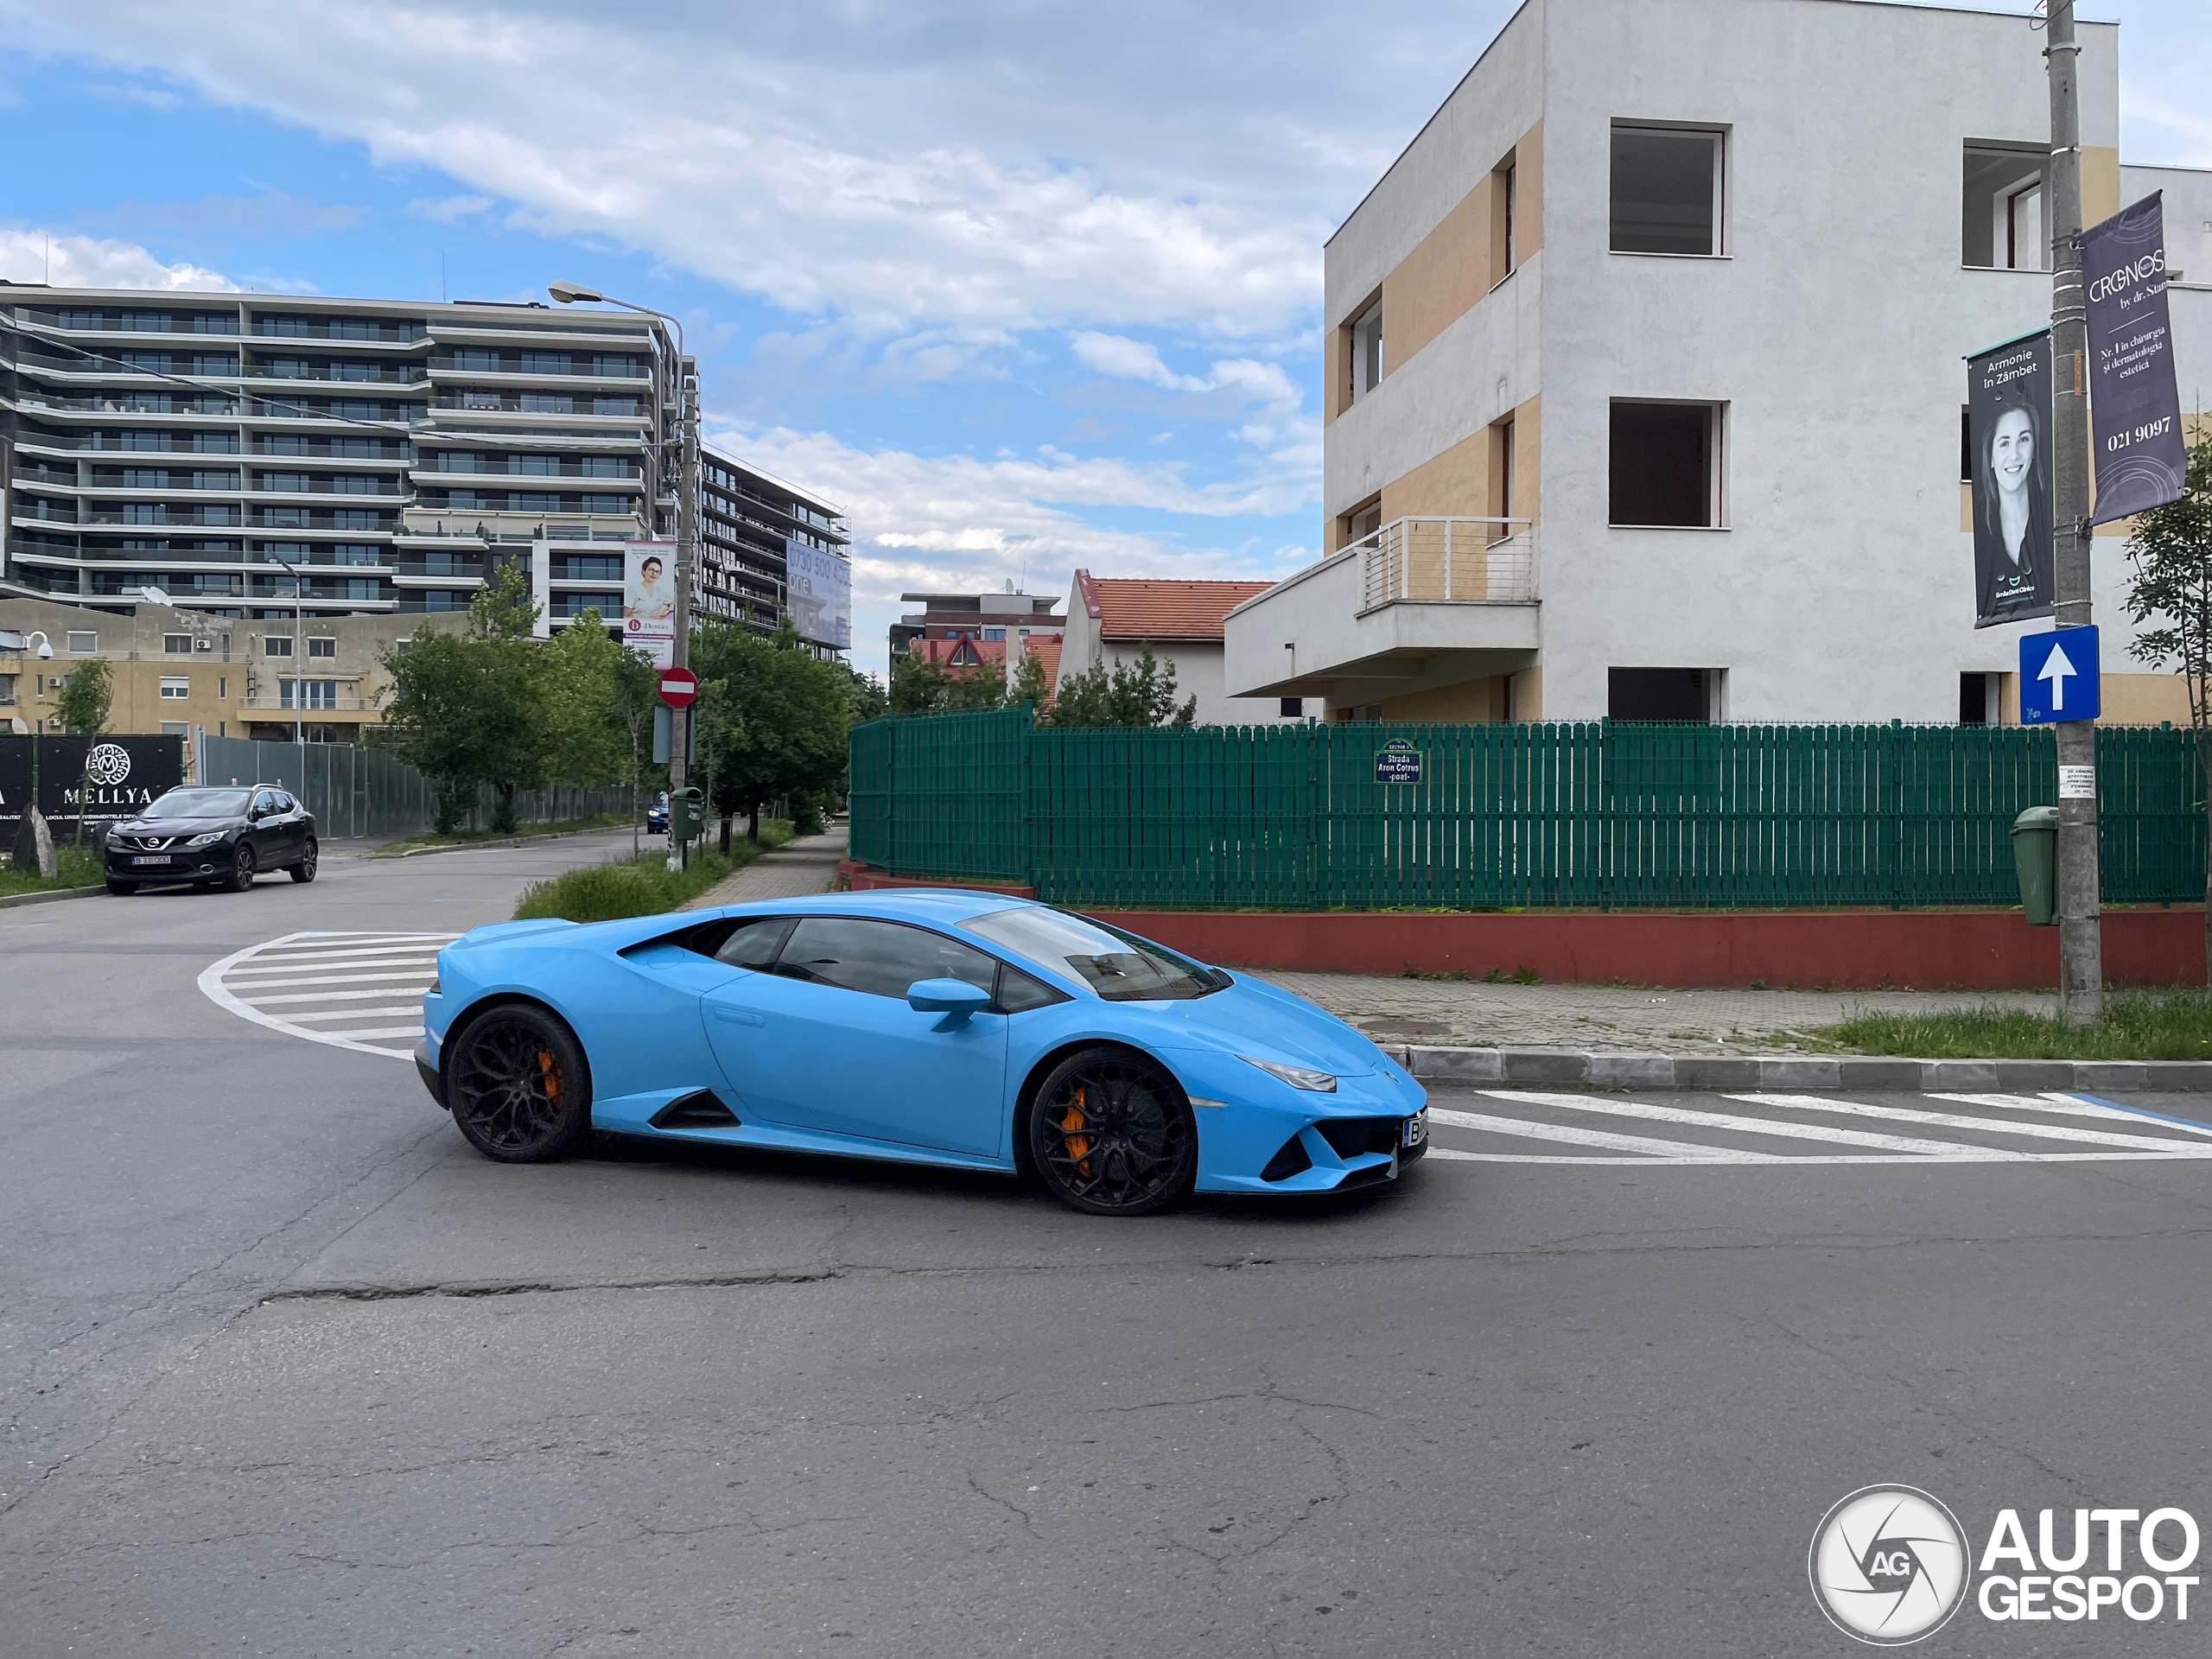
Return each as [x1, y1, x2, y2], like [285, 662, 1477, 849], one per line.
[1092, 641, 1291, 728]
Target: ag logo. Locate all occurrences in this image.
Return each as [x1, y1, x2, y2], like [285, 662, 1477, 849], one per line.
[1809, 1486, 1970, 1645]
[85, 743, 132, 786]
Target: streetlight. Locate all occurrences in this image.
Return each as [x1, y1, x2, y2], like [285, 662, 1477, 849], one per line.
[266, 554, 310, 757]
[21, 631, 54, 814]
[550, 280, 697, 871]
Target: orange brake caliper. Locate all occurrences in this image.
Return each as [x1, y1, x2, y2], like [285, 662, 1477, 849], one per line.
[537, 1049, 561, 1101]
[1059, 1085, 1092, 1176]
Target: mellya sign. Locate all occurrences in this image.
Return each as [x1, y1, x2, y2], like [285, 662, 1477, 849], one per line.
[1965, 329, 2056, 630]
[1375, 737, 1422, 785]
[2082, 192, 2187, 525]
[0, 734, 184, 830]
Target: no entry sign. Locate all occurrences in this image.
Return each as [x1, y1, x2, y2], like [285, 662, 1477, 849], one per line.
[658, 666, 699, 709]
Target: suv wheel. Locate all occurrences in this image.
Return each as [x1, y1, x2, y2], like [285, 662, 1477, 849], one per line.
[289, 838, 318, 884]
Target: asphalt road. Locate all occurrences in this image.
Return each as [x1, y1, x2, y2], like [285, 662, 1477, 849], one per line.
[7, 837, 2212, 1656]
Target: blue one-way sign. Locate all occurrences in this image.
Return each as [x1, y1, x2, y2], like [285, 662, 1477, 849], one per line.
[2019, 626, 2100, 724]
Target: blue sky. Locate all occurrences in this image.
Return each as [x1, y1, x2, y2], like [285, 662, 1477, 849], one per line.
[1, 0, 2205, 678]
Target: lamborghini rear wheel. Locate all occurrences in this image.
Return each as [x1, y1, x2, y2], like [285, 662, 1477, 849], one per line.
[446, 1003, 592, 1163]
[1029, 1046, 1196, 1217]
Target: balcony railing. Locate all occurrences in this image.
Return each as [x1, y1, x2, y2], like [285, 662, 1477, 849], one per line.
[1353, 517, 1538, 611]
[244, 363, 428, 385]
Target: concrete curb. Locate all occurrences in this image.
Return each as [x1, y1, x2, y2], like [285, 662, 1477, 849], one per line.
[1395, 1045, 2212, 1094]
[0, 883, 105, 910]
[385, 823, 632, 859]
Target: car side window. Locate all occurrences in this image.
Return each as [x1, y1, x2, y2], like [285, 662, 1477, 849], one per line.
[995, 963, 1064, 1014]
[251, 790, 277, 816]
[714, 917, 793, 969]
[774, 917, 999, 1001]
[276, 791, 298, 813]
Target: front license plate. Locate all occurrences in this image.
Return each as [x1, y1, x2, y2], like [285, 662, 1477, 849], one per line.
[1402, 1109, 1427, 1147]
[130, 855, 171, 866]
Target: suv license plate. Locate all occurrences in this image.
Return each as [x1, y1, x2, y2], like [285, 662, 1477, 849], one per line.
[1402, 1109, 1427, 1147]
[130, 855, 172, 866]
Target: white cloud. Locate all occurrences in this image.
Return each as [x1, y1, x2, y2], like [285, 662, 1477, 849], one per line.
[709, 420, 1317, 678]
[0, 226, 235, 289]
[406, 193, 494, 223]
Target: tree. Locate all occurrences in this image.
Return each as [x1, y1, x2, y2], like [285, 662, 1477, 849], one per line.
[540, 607, 632, 787]
[688, 620, 851, 842]
[1043, 641, 1195, 728]
[377, 567, 555, 832]
[2123, 427, 2212, 978]
[890, 647, 1015, 714]
[52, 657, 112, 846]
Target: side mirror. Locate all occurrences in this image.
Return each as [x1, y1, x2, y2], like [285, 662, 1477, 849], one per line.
[906, 978, 992, 1025]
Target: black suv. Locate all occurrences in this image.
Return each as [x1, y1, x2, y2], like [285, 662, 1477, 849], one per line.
[104, 784, 319, 895]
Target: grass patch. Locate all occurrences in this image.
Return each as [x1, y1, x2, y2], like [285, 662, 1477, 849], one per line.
[1820, 990, 2212, 1060]
[0, 843, 104, 899]
[512, 821, 794, 923]
[375, 812, 632, 858]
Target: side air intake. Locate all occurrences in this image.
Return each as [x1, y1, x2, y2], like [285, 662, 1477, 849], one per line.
[651, 1090, 741, 1130]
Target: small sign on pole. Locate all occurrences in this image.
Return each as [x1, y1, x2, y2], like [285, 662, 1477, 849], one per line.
[1375, 737, 1422, 785]
[2018, 626, 2101, 725]
[658, 666, 699, 709]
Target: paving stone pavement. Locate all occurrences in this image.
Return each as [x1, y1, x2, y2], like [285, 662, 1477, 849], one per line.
[683, 823, 848, 908]
[1249, 971, 2059, 1054]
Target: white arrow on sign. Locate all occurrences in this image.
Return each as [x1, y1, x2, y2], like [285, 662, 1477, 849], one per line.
[2037, 641, 2076, 711]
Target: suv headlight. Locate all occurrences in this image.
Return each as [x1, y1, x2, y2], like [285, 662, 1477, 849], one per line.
[1240, 1055, 1337, 1093]
[186, 831, 226, 847]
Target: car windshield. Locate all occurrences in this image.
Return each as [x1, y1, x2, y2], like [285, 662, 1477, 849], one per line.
[960, 907, 1227, 1001]
[143, 788, 251, 817]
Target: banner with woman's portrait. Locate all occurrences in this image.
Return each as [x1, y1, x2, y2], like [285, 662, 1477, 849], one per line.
[1967, 330, 2056, 629]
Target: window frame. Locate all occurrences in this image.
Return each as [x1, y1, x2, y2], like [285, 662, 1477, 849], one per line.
[1608, 122, 1728, 259]
[1606, 398, 1729, 531]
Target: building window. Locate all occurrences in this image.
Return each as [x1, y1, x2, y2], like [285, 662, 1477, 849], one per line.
[161, 720, 190, 735]
[160, 676, 190, 698]
[67, 632, 98, 654]
[1609, 668, 1720, 723]
[219, 677, 227, 698]
[1962, 145, 2047, 270]
[1609, 401, 1723, 528]
[1492, 152, 1518, 279]
[1341, 499, 1382, 548]
[1280, 697, 1304, 719]
[264, 636, 293, 657]
[1611, 124, 1725, 256]
[1349, 300, 1383, 402]
[308, 636, 336, 658]
[279, 678, 339, 709]
[0, 675, 14, 703]
[163, 633, 194, 655]
[1489, 417, 1516, 543]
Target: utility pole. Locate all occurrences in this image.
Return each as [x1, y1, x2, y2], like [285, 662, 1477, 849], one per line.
[2044, 0, 2103, 1025]
[670, 350, 698, 874]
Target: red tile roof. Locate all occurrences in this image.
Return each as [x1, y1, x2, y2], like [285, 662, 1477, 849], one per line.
[1025, 635, 1064, 698]
[1076, 570, 1274, 643]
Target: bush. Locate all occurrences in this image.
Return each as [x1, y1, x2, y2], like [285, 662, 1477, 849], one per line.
[512, 821, 793, 923]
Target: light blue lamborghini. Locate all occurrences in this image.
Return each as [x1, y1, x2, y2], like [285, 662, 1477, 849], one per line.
[416, 890, 1427, 1216]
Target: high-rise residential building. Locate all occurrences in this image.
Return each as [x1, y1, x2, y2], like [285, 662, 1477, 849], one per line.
[0, 287, 847, 645]
[1225, 0, 2212, 727]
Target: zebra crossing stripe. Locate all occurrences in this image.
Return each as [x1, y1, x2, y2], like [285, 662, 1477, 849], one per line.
[1478, 1090, 2031, 1159]
[1426, 1105, 1780, 1161]
[1731, 1093, 2212, 1154]
[199, 930, 457, 1060]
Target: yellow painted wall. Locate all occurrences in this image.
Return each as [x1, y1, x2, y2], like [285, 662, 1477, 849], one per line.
[1379, 677, 1509, 722]
[2099, 671, 2191, 727]
[1383, 184, 1494, 371]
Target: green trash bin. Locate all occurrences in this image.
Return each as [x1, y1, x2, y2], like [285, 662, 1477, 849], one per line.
[2010, 805, 2059, 926]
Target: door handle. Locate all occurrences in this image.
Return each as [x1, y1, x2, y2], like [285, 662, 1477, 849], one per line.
[710, 1007, 766, 1027]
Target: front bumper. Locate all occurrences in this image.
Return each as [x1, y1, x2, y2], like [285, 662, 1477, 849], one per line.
[415, 1036, 447, 1110]
[106, 843, 226, 880]
[1172, 1049, 1429, 1196]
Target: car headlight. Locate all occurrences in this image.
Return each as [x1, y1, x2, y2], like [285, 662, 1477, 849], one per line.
[186, 831, 226, 848]
[1239, 1055, 1337, 1093]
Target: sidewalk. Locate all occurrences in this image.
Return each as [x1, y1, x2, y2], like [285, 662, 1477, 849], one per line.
[1255, 971, 2054, 1054]
[683, 823, 849, 908]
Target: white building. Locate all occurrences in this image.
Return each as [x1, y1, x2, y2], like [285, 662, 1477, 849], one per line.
[1058, 571, 1302, 726]
[1227, 0, 2212, 727]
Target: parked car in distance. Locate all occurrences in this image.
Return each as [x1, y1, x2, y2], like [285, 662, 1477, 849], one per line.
[103, 785, 318, 895]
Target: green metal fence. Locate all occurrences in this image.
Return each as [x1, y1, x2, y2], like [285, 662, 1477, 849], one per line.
[849, 710, 2206, 910]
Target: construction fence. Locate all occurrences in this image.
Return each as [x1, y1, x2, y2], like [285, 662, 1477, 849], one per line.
[849, 709, 2207, 911]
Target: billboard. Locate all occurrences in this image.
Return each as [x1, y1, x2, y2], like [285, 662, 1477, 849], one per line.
[2083, 192, 2186, 525]
[622, 538, 677, 665]
[0, 734, 185, 830]
[785, 537, 852, 652]
[1966, 330, 2056, 630]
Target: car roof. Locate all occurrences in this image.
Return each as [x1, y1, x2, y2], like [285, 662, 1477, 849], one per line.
[715, 887, 1041, 925]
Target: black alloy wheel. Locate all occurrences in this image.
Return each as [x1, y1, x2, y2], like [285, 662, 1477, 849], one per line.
[226, 843, 257, 893]
[446, 1004, 592, 1163]
[289, 838, 318, 883]
[1029, 1046, 1197, 1217]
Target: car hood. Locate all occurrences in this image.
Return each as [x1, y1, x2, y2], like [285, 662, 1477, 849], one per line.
[114, 816, 238, 834]
[1139, 974, 1385, 1077]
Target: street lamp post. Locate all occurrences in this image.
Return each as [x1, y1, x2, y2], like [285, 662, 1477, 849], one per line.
[22, 631, 54, 808]
[269, 555, 309, 760]
[549, 282, 696, 872]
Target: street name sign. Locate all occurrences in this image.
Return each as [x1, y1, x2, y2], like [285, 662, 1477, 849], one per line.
[2019, 626, 2100, 724]
[1376, 738, 1422, 784]
[658, 667, 699, 709]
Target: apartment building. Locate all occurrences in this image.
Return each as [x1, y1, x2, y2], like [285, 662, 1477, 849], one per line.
[1225, 0, 2212, 726]
[0, 288, 848, 645]
[891, 589, 1065, 663]
[0, 592, 464, 743]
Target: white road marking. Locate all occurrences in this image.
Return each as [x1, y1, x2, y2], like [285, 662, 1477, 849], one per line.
[1732, 1093, 2212, 1154]
[1426, 1106, 1779, 1162]
[1478, 1090, 2027, 1159]
[200, 930, 456, 1060]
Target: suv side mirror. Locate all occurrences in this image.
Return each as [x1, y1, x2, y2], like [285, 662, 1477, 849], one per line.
[906, 978, 992, 1026]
